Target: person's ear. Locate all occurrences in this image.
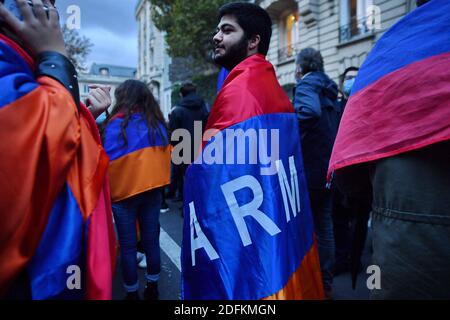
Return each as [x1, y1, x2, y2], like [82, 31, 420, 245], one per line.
[248, 35, 261, 51]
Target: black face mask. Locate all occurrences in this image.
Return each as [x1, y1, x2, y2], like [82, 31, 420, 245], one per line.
[416, 0, 430, 6]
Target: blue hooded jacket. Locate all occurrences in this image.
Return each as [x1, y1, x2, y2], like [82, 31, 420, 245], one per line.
[294, 71, 341, 189]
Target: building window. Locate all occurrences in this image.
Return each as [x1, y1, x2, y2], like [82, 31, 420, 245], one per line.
[340, 0, 374, 43]
[407, 0, 417, 12]
[144, 56, 147, 75]
[150, 46, 154, 66]
[99, 68, 109, 76]
[150, 81, 160, 103]
[278, 12, 299, 63]
[285, 13, 299, 57]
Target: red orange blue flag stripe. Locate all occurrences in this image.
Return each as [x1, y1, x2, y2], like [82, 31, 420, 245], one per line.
[0, 34, 116, 299]
[328, 0, 450, 177]
[182, 55, 324, 300]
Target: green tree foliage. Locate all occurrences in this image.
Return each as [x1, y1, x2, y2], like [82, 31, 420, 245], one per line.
[62, 25, 93, 72]
[192, 71, 220, 105]
[171, 71, 219, 109]
[151, 0, 232, 68]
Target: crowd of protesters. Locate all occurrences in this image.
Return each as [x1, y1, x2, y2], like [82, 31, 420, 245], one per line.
[0, 0, 448, 301]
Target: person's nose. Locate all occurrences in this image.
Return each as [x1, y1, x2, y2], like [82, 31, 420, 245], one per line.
[213, 31, 222, 45]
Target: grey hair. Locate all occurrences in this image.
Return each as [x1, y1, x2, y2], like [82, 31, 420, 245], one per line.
[296, 48, 324, 73]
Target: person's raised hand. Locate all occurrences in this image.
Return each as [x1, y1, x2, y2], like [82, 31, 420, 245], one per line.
[86, 85, 112, 119]
[0, 0, 66, 57]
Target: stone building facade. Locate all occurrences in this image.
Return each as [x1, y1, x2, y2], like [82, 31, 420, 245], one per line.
[78, 63, 137, 109]
[255, 0, 419, 95]
[135, 0, 173, 118]
[136, 0, 419, 106]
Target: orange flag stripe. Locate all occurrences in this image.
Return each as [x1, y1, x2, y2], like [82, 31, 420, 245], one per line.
[0, 77, 80, 296]
[263, 242, 325, 300]
[108, 146, 171, 202]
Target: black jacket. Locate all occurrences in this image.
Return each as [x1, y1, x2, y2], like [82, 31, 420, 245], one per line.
[294, 71, 341, 189]
[169, 93, 209, 163]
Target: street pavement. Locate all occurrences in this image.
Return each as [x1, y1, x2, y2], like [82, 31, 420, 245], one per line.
[112, 199, 371, 300]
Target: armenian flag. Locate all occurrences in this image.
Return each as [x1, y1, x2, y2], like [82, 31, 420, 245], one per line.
[103, 113, 171, 202]
[328, 0, 450, 177]
[181, 54, 324, 300]
[0, 34, 116, 300]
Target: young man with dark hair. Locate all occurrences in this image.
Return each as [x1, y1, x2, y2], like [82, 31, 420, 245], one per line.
[169, 82, 208, 208]
[179, 82, 197, 97]
[333, 66, 370, 283]
[0, 0, 116, 299]
[181, 2, 324, 300]
[341, 66, 359, 99]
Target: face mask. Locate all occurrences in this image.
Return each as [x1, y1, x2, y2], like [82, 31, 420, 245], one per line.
[343, 78, 355, 96]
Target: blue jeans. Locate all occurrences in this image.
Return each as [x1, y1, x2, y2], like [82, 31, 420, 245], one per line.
[309, 188, 335, 292]
[112, 189, 161, 292]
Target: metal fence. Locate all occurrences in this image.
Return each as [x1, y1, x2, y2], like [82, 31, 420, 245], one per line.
[339, 16, 374, 43]
[268, 42, 300, 65]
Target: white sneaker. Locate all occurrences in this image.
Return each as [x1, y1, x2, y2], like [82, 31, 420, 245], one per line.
[138, 255, 147, 269]
[160, 207, 170, 213]
[136, 252, 145, 264]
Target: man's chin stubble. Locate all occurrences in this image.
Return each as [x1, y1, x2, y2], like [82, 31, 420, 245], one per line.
[213, 55, 229, 69]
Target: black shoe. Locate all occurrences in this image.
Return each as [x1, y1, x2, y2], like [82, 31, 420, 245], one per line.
[144, 282, 159, 300]
[124, 291, 140, 300]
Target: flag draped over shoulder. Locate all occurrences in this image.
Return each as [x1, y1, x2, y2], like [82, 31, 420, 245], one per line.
[217, 67, 229, 93]
[0, 34, 116, 300]
[181, 54, 324, 300]
[328, 0, 450, 177]
[103, 113, 171, 202]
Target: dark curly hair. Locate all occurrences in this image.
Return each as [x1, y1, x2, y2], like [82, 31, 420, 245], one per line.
[101, 80, 168, 147]
[218, 2, 272, 56]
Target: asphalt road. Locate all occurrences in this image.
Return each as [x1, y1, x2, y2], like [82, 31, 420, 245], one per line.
[112, 199, 371, 300]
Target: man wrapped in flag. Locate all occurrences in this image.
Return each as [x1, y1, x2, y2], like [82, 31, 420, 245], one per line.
[0, 0, 116, 299]
[181, 2, 324, 300]
[328, 0, 450, 299]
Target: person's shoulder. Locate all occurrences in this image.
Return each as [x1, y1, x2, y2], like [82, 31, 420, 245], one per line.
[295, 73, 321, 94]
[171, 105, 183, 113]
[219, 82, 255, 105]
[306, 71, 327, 83]
[303, 72, 338, 91]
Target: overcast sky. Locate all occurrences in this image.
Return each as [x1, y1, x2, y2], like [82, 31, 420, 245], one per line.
[57, 0, 139, 69]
